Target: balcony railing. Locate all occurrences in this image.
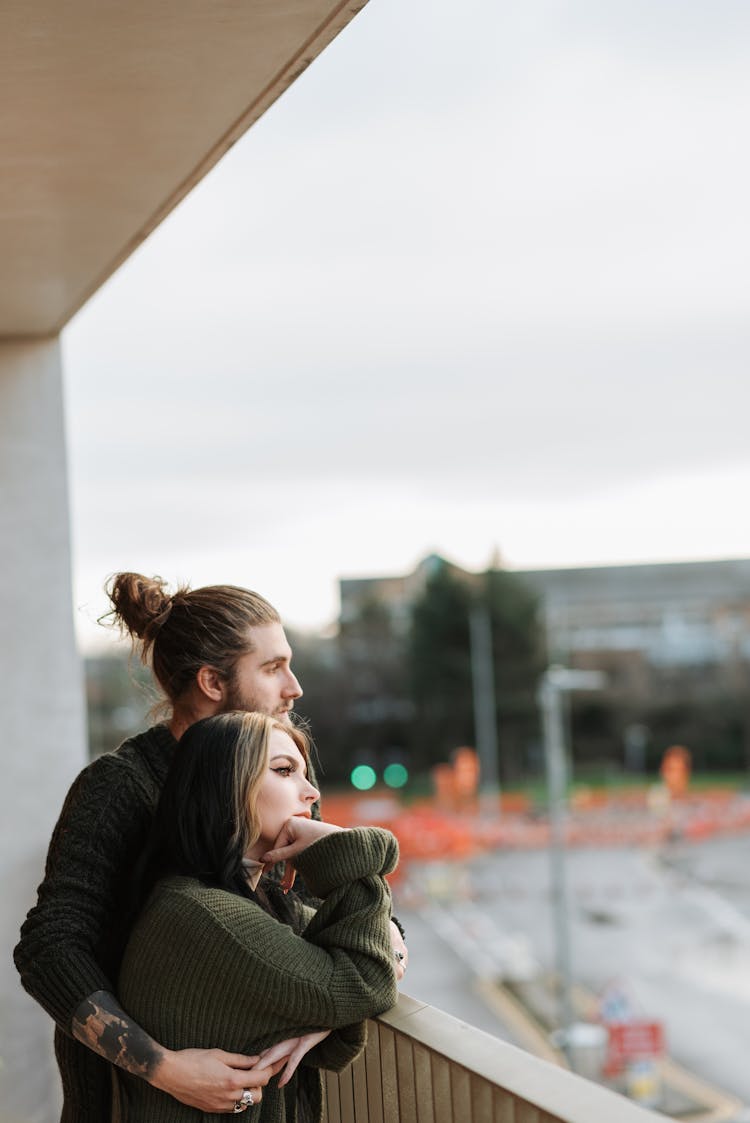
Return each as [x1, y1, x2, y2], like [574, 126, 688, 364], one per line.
[322, 994, 665, 1123]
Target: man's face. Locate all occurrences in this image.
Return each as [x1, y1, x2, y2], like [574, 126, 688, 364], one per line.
[223, 623, 302, 723]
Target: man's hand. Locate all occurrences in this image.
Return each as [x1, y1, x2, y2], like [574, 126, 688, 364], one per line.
[262, 817, 343, 892]
[151, 1048, 284, 1113]
[72, 991, 283, 1111]
[258, 1031, 332, 1087]
[390, 920, 408, 981]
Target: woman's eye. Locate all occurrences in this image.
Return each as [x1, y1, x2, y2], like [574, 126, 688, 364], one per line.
[273, 766, 293, 777]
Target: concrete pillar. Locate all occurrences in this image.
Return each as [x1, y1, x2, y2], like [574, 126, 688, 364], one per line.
[0, 338, 87, 1122]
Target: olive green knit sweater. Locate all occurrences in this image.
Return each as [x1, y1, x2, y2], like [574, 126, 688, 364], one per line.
[116, 827, 399, 1122]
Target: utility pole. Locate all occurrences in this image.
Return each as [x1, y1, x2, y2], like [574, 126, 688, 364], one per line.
[538, 665, 606, 1058]
[469, 604, 500, 801]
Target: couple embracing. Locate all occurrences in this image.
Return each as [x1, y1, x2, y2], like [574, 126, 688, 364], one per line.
[15, 573, 407, 1121]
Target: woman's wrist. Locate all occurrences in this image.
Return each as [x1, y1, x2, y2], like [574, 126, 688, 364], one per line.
[294, 826, 397, 898]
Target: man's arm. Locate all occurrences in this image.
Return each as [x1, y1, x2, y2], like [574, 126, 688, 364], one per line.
[73, 989, 281, 1112]
[14, 753, 148, 1027]
[72, 991, 160, 1078]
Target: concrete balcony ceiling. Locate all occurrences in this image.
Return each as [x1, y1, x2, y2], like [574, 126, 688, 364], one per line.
[0, 0, 366, 338]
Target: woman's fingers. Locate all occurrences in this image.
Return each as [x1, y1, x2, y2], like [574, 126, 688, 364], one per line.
[257, 1037, 300, 1067]
[277, 1031, 331, 1088]
[262, 818, 343, 867]
[213, 1052, 261, 1069]
[280, 864, 297, 893]
[389, 921, 408, 981]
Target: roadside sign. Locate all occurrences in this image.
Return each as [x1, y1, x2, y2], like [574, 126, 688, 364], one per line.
[605, 1021, 665, 1076]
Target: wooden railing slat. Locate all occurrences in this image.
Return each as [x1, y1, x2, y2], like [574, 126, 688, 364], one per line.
[336, 1057, 355, 1123]
[413, 1041, 435, 1123]
[451, 1065, 472, 1122]
[379, 1024, 400, 1122]
[470, 1073, 494, 1123]
[396, 1032, 417, 1122]
[493, 1087, 517, 1123]
[430, 1052, 454, 1123]
[364, 1018, 384, 1123]
[324, 1068, 341, 1123]
[351, 1049, 369, 1122]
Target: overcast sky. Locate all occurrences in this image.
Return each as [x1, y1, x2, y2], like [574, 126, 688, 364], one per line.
[62, 0, 750, 650]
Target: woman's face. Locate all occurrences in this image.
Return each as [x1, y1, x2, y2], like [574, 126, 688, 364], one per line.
[255, 728, 320, 851]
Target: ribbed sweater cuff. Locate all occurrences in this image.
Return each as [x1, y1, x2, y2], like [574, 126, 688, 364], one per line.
[295, 827, 398, 898]
[38, 956, 114, 1031]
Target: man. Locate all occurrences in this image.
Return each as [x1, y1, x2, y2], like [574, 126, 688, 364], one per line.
[15, 573, 407, 1120]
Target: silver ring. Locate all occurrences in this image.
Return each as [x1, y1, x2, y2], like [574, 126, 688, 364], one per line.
[232, 1089, 254, 1113]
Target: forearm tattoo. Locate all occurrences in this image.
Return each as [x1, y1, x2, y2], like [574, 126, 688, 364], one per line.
[72, 990, 163, 1079]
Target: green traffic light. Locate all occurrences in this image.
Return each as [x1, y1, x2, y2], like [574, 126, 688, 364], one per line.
[383, 763, 408, 789]
[350, 764, 377, 791]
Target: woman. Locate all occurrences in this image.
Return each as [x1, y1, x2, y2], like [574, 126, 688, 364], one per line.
[116, 711, 399, 1121]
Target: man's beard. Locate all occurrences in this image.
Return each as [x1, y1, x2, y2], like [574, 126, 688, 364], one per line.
[222, 677, 291, 723]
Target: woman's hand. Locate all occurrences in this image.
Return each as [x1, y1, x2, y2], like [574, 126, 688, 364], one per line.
[390, 920, 408, 981]
[258, 1030, 332, 1087]
[262, 818, 343, 892]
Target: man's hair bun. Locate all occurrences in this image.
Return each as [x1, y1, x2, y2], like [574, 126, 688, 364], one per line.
[105, 572, 174, 641]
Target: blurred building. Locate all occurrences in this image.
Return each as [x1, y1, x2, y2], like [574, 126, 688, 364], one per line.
[340, 556, 750, 770]
[523, 558, 750, 704]
[341, 554, 750, 699]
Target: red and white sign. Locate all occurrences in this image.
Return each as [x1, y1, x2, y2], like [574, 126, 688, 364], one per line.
[605, 1021, 665, 1076]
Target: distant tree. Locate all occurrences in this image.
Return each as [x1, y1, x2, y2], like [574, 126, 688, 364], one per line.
[334, 598, 413, 779]
[408, 562, 544, 780]
[409, 566, 474, 770]
[484, 567, 546, 779]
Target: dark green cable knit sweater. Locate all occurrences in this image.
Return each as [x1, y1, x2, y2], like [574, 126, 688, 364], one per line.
[116, 828, 399, 1123]
[14, 724, 178, 1122]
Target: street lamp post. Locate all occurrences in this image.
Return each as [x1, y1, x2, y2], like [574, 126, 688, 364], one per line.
[538, 665, 606, 1060]
[469, 604, 500, 803]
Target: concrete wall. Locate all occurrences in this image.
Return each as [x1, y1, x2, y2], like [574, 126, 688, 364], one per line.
[0, 338, 87, 1121]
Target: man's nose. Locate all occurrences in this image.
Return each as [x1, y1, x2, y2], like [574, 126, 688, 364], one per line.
[283, 670, 302, 699]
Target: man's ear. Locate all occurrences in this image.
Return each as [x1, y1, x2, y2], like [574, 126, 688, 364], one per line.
[195, 665, 225, 704]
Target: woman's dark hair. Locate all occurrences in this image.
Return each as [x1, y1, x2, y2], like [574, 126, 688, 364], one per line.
[140, 712, 310, 908]
[103, 573, 280, 705]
